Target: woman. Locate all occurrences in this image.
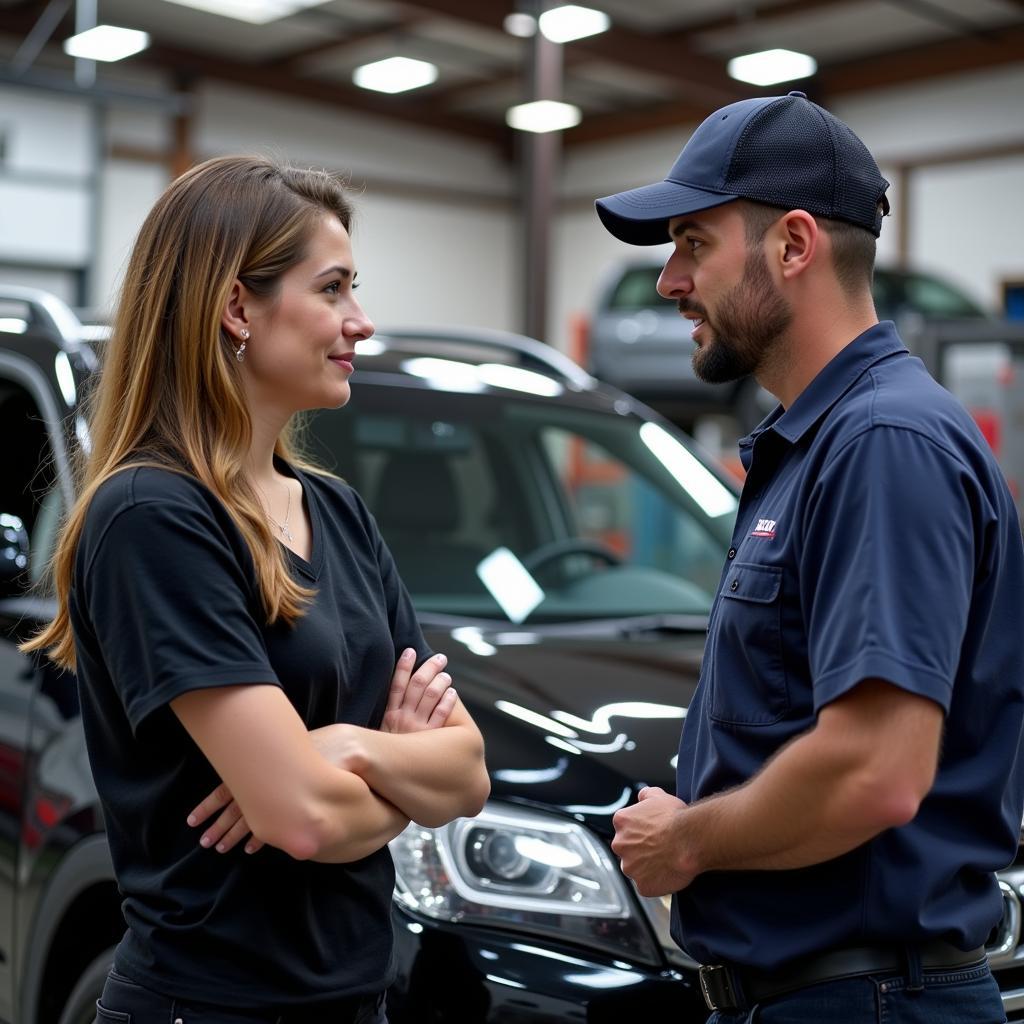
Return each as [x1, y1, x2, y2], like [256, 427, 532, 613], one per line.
[24, 155, 490, 1023]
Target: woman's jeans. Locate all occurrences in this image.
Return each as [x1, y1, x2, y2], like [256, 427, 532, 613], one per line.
[707, 960, 1006, 1024]
[95, 968, 388, 1024]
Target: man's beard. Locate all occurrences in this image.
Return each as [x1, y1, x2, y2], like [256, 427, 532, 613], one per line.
[683, 248, 793, 385]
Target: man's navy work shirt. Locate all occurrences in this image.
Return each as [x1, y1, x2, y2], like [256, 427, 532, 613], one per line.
[672, 321, 1024, 971]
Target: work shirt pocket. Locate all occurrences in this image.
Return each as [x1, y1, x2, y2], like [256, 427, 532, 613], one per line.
[709, 562, 790, 726]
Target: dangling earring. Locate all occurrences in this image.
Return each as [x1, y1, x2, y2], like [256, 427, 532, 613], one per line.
[236, 328, 250, 362]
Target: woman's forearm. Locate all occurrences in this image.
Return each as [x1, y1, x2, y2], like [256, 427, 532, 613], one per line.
[304, 774, 411, 864]
[313, 723, 489, 827]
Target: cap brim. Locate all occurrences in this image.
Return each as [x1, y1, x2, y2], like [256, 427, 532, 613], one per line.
[595, 180, 739, 245]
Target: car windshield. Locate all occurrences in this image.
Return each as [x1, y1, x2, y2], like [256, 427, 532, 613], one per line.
[606, 266, 674, 311]
[307, 386, 737, 624]
[871, 269, 986, 319]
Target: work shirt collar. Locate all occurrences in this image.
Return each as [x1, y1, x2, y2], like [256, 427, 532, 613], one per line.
[739, 320, 908, 471]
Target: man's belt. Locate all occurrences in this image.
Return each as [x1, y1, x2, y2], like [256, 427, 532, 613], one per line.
[698, 940, 987, 1013]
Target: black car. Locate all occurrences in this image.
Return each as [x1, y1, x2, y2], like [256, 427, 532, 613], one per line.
[1, 288, 1022, 1023]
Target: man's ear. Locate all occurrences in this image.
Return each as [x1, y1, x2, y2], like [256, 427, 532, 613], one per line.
[221, 279, 251, 341]
[774, 210, 819, 281]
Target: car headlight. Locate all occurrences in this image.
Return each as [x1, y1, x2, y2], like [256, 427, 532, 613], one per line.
[390, 801, 662, 965]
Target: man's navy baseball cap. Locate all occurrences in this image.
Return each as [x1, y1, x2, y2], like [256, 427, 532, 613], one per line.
[595, 91, 890, 245]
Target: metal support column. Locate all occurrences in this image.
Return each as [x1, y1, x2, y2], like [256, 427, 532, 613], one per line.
[521, 2, 563, 344]
[73, 0, 96, 89]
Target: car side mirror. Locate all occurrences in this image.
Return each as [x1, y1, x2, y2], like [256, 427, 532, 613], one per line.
[0, 513, 29, 597]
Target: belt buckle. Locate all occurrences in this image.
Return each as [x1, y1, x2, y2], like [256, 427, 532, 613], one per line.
[698, 966, 720, 1011]
[699, 964, 743, 1012]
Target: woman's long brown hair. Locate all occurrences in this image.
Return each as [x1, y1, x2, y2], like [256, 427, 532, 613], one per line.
[22, 155, 353, 671]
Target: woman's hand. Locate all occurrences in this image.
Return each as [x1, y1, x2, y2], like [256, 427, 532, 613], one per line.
[187, 648, 456, 853]
[381, 648, 457, 734]
[186, 783, 263, 855]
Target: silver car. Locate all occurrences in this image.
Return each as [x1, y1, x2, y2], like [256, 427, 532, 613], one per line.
[588, 257, 987, 431]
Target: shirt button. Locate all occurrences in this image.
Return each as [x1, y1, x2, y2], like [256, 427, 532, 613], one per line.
[727, 548, 736, 559]
[729, 579, 739, 591]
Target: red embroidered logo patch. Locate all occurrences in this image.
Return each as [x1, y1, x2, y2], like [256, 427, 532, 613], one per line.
[751, 518, 777, 539]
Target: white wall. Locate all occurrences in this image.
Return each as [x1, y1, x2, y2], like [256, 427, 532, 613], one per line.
[195, 83, 513, 196]
[193, 84, 519, 333]
[0, 87, 95, 272]
[85, 82, 519, 325]
[2, 61, 1023, 345]
[354, 191, 517, 332]
[832, 67, 1024, 309]
[95, 159, 171, 312]
[911, 160, 1024, 309]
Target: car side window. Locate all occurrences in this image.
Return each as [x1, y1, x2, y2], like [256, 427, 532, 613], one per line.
[0, 376, 61, 591]
[538, 427, 725, 600]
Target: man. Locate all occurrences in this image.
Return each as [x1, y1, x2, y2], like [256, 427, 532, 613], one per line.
[598, 91, 1024, 1022]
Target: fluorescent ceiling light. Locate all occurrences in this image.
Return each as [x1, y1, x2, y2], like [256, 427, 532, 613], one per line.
[506, 100, 582, 133]
[158, 0, 328, 25]
[353, 56, 438, 95]
[63, 25, 149, 62]
[538, 5, 611, 43]
[728, 48, 817, 86]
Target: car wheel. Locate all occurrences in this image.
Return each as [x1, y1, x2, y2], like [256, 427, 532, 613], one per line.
[57, 947, 116, 1024]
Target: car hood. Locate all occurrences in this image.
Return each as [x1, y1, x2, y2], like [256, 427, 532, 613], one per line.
[422, 623, 704, 838]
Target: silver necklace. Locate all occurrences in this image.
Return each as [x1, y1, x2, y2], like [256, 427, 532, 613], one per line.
[257, 480, 294, 543]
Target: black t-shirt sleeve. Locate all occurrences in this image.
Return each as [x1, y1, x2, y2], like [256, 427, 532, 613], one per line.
[79, 482, 280, 731]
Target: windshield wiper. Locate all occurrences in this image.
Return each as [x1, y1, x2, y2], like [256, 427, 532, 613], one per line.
[615, 613, 708, 637]
[414, 610, 708, 637]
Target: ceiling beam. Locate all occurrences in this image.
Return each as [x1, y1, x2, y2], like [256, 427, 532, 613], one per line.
[0, 3, 507, 146]
[422, 49, 600, 109]
[398, 0, 748, 108]
[565, 19, 1024, 147]
[143, 44, 507, 146]
[266, 16, 422, 69]
[564, 99, 709, 147]
[570, 28, 748, 108]
[818, 21, 1024, 94]
[661, 0, 866, 37]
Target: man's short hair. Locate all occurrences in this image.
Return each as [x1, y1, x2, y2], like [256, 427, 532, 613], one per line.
[739, 200, 876, 296]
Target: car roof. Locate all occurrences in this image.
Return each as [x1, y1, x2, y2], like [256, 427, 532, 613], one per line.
[1, 287, 632, 413]
[367, 327, 597, 391]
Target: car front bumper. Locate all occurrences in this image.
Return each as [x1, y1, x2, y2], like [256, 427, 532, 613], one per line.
[387, 907, 707, 1023]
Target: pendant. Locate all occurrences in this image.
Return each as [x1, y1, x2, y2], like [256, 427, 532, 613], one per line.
[281, 524, 294, 543]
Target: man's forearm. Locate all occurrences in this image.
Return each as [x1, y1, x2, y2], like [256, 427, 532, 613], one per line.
[682, 726, 903, 875]
[675, 733, 884, 876]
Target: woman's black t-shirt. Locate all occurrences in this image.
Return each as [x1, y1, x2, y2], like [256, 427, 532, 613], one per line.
[68, 461, 431, 1009]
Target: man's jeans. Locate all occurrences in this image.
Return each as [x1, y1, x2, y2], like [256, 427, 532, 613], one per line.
[95, 968, 388, 1024]
[707, 961, 1005, 1024]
